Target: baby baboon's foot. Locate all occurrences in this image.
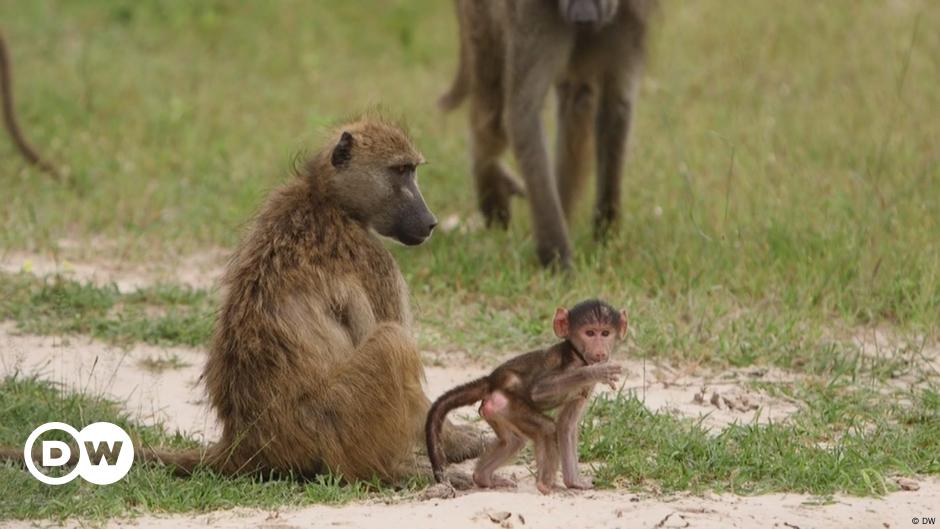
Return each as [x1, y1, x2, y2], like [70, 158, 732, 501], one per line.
[564, 477, 594, 490]
[472, 471, 517, 489]
[442, 422, 488, 463]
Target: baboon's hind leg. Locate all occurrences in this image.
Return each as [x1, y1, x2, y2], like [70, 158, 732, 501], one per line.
[469, 94, 523, 228]
[315, 323, 429, 482]
[594, 69, 639, 239]
[555, 79, 597, 220]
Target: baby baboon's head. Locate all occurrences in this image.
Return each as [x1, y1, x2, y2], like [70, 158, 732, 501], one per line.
[558, 0, 619, 27]
[328, 118, 437, 246]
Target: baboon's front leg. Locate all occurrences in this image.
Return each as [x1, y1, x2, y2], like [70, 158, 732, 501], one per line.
[505, 21, 574, 267]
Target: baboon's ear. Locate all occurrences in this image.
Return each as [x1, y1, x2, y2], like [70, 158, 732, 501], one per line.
[331, 131, 354, 168]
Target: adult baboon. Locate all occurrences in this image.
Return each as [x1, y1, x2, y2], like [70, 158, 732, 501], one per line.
[440, 0, 655, 267]
[2, 116, 484, 482]
[199, 116, 484, 481]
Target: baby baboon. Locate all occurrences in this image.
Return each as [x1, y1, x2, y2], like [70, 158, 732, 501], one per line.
[441, 0, 655, 267]
[0, 31, 58, 177]
[426, 299, 628, 494]
[1, 116, 484, 482]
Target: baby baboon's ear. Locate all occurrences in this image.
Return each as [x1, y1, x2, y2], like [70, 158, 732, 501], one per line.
[331, 131, 354, 168]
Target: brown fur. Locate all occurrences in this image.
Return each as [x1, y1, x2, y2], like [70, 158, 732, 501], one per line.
[0, 117, 484, 482]
[426, 299, 627, 493]
[441, 0, 655, 267]
[0, 31, 58, 178]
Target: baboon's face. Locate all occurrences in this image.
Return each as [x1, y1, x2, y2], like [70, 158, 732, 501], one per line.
[331, 130, 438, 246]
[558, 0, 619, 27]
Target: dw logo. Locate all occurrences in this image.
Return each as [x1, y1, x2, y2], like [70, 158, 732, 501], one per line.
[24, 422, 135, 485]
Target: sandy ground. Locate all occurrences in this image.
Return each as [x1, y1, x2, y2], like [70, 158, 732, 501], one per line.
[1, 252, 937, 528]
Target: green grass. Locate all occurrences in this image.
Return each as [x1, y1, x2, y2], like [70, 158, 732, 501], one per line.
[0, 272, 213, 347]
[0, 0, 937, 343]
[0, 0, 938, 519]
[0, 376, 391, 520]
[582, 384, 940, 495]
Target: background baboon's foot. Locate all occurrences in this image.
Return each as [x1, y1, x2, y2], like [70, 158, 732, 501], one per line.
[479, 194, 512, 228]
[478, 166, 524, 228]
[592, 205, 619, 240]
[442, 422, 488, 463]
[536, 241, 573, 270]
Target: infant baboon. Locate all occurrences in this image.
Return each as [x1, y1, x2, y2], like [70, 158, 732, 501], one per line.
[1, 116, 484, 482]
[441, 0, 655, 267]
[427, 299, 627, 494]
[0, 31, 58, 177]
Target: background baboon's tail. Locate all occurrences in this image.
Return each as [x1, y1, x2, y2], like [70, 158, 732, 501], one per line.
[0, 31, 59, 178]
[425, 376, 489, 483]
[437, 0, 469, 111]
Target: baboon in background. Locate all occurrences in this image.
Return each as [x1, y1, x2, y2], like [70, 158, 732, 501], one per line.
[0, 30, 58, 177]
[2, 116, 485, 482]
[440, 0, 655, 267]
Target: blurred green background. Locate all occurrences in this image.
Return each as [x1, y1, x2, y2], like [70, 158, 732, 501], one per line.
[1, 0, 937, 357]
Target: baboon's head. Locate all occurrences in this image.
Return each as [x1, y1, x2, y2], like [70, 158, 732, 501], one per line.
[558, 0, 619, 27]
[328, 120, 437, 246]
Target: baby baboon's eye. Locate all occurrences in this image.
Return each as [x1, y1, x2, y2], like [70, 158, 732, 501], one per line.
[601, 330, 610, 337]
[586, 330, 595, 337]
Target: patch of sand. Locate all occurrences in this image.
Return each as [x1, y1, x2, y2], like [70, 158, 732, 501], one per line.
[4, 482, 939, 529]
[0, 245, 226, 292]
[0, 322, 934, 528]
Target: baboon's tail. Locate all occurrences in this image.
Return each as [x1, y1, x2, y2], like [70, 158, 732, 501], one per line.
[0, 31, 59, 178]
[438, 0, 469, 111]
[0, 443, 208, 478]
[425, 376, 489, 483]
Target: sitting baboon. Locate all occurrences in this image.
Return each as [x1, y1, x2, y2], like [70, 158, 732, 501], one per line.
[1, 116, 485, 482]
[197, 116, 485, 480]
[440, 0, 655, 267]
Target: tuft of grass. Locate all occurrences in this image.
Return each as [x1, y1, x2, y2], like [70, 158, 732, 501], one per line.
[582, 383, 940, 496]
[0, 376, 393, 521]
[0, 272, 214, 347]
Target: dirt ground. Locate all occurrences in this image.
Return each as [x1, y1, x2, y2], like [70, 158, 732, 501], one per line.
[1, 253, 937, 529]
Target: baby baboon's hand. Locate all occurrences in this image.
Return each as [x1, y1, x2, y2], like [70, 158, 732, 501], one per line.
[587, 363, 622, 389]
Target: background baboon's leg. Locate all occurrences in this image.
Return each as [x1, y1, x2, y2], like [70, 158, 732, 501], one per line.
[316, 322, 430, 482]
[470, 94, 518, 228]
[505, 22, 574, 267]
[555, 79, 597, 220]
[594, 69, 639, 238]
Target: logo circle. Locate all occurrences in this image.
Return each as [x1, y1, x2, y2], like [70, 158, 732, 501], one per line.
[23, 422, 82, 485]
[76, 422, 135, 485]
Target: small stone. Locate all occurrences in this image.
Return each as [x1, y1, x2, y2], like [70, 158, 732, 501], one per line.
[896, 477, 920, 491]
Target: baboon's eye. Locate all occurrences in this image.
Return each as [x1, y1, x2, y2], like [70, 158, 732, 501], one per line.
[586, 330, 595, 337]
[390, 164, 415, 175]
[601, 330, 610, 337]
